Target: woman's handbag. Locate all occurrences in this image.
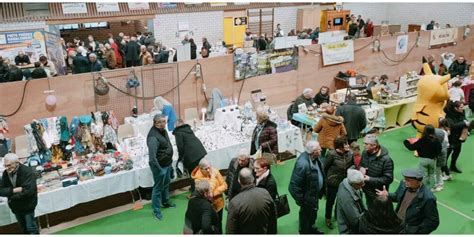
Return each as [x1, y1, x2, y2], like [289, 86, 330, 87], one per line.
[126, 70, 140, 88]
[275, 192, 290, 218]
[94, 73, 109, 96]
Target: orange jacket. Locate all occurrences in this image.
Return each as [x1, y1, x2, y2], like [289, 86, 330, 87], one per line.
[191, 167, 227, 212]
[314, 113, 347, 149]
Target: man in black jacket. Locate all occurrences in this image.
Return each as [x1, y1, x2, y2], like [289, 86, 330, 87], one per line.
[225, 148, 255, 200]
[449, 56, 469, 78]
[31, 62, 48, 79]
[226, 168, 277, 234]
[336, 93, 367, 144]
[125, 37, 140, 67]
[360, 134, 394, 207]
[289, 141, 325, 234]
[376, 168, 440, 234]
[0, 153, 39, 234]
[172, 119, 207, 192]
[147, 114, 175, 221]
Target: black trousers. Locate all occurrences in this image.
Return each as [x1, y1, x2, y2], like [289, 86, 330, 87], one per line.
[325, 185, 338, 219]
[299, 205, 318, 234]
[217, 209, 223, 234]
[447, 144, 462, 168]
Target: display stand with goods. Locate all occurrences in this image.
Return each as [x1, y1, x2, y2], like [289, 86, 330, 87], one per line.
[398, 71, 421, 98]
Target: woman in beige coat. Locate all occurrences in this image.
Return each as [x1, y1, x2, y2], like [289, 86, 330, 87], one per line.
[313, 105, 347, 157]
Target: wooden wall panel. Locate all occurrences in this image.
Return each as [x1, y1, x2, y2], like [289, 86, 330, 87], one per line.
[1, 25, 473, 139]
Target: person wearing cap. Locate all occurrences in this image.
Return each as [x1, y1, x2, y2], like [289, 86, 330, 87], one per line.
[360, 134, 394, 207]
[376, 168, 440, 234]
[289, 141, 325, 234]
[0, 153, 39, 234]
[225, 148, 255, 201]
[335, 168, 367, 234]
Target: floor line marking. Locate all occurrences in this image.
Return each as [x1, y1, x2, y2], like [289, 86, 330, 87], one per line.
[393, 178, 474, 221]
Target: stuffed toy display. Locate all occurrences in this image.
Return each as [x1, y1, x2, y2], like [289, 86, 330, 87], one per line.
[411, 57, 451, 137]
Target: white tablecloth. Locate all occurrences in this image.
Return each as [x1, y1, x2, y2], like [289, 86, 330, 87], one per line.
[0, 126, 303, 227]
[0, 169, 139, 226]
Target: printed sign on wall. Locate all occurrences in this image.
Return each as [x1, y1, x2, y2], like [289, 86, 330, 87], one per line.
[396, 35, 408, 54]
[0, 30, 47, 63]
[96, 3, 120, 12]
[429, 28, 458, 47]
[62, 3, 88, 14]
[234, 17, 248, 26]
[128, 2, 149, 10]
[321, 40, 354, 66]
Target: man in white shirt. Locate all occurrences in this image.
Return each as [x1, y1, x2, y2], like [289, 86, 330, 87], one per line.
[441, 52, 455, 68]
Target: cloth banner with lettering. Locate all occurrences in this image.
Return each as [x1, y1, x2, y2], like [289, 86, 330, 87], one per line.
[45, 32, 67, 75]
[429, 28, 458, 47]
[0, 30, 47, 63]
[321, 40, 354, 66]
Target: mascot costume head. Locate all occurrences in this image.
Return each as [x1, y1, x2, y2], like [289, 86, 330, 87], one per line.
[411, 57, 451, 137]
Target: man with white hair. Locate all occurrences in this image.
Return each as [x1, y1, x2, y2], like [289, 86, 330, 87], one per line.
[289, 141, 325, 234]
[72, 47, 90, 74]
[0, 153, 39, 234]
[89, 53, 103, 72]
[226, 168, 277, 234]
[336, 168, 367, 234]
[225, 148, 255, 200]
[289, 88, 315, 125]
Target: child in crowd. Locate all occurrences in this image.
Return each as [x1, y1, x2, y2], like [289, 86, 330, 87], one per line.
[435, 119, 452, 186]
[350, 141, 362, 170]
[448, 80, 465, 102]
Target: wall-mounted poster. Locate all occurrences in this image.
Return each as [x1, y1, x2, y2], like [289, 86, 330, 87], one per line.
[396, 35, 408, 54]
[45, 32, 67, 75]
[321, 40, 354, 66]
[234, 17, 248, 26]
[62, 3, 88, 14]
[234, 48, 299, 80]
[159, 3, 178, 8]
[429, 28, 458, 47]
[210, 2, 227, 7]
[0, 30, 46, 63]
[96, 3, 120, 12]
[128, 2, 149, 10]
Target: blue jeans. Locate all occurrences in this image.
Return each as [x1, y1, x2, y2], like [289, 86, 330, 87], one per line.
[15, 212, 39, 234]
[149, 163, 171, 215]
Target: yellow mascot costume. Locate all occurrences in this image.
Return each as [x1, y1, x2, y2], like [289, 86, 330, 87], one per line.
[411, 57, 451, 137]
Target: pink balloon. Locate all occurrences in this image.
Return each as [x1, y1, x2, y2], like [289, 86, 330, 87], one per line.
[45, 95, 57, 106]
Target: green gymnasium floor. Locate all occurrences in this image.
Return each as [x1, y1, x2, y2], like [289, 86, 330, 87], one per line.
[56, 125, 474, 234]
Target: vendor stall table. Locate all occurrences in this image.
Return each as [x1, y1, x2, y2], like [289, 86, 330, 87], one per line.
[377, 97, 416, 129]
[0, 169, 139, 227]
[292, 103, 386, 133]
[0, 124, 303, 227]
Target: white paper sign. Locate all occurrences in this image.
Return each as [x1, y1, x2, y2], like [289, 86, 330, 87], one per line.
[0, 34, 6, 45]
[396, 35, 408, 54]
[274, 36, 298, 49]
[429, 28, 458, 47]
[128, 2, 149, 10]
[177, 43, 191, 61]
[62, 3, 88, 14]
[178, 22, 189, 31]
[322, 40, 354, 66]
[318, 31, 347, 44]
[96, 3, 120, 12]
